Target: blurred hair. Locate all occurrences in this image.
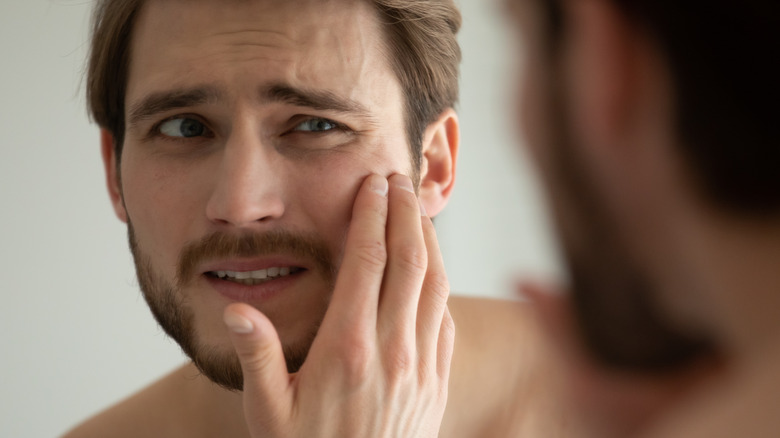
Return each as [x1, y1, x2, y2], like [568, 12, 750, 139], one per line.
[542, 0, 780, 216]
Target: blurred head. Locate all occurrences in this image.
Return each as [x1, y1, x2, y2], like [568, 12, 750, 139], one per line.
[88, 0, 461, 390]
[507, 0, 779, 372]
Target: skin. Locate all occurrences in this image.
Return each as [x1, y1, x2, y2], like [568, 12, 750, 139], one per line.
[65, 0, 569, 436]
[507, 0, 780, 437]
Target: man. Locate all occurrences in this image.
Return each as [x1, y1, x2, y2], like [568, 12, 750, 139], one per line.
[65, 0, 565, 437]
[506, 0, 780, 436]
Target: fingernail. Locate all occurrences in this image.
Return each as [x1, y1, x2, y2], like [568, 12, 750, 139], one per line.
[224, 311, 254, 334]
[370, 175, 389, 197]
[391, 174, 415, 193]
[418, 198, 428, 217]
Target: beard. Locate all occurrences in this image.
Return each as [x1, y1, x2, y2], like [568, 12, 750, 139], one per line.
[127, 222, 336, 391]
[533, 28, 713, 373]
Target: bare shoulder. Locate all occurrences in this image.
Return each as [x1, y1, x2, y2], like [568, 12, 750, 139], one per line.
[442, 296, 553, 437]
[448, 295, 540, 363]
[62, 364, 195, 438]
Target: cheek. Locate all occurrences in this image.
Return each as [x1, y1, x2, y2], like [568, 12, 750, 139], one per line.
[120, 151, 202, 267]
[286, 153, 370, 239]
[286, 142, 408, 256]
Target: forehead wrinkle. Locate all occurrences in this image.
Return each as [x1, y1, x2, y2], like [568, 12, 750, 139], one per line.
[128, 0, 395, 133]
[286, 3, 390, 113]
[206, 29, 299, 53]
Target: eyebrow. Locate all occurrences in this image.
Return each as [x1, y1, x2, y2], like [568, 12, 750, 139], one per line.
[127, 83, 374, 129]
[261, 84, 372, 117]
[127, 86, 222, 128]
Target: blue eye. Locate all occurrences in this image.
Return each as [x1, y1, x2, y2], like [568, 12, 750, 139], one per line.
[293, 118, 340, 132]
[159, 117, 206, 138]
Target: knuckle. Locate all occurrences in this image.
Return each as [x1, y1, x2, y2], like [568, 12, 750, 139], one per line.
[334, 336, 374, 382]
[437, 381, 450, 402]
[384, 344, 416, 380]
[425, 271, 450, 303]
[392, 241, 427, 276]
[442, 311, 456, 341]
[438, 315, 456, 361]
[239, 345, 275, 374]
[354, 239, 387, 271]
[416, 355, 436, 381]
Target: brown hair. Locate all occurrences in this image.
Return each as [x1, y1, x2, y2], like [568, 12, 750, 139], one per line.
[87, 0, 461, 177]
[540, 0, 780, 216]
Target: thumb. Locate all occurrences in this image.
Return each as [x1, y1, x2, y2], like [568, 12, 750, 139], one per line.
[224, 303, 291, 425]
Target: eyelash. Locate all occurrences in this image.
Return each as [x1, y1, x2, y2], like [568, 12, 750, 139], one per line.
[147, 114, 212, 142]
[146, 115, 354, 143]
[285, 116, 352, 135]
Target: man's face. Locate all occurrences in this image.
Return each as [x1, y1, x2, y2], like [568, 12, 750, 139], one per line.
[115, 0, 414, 389]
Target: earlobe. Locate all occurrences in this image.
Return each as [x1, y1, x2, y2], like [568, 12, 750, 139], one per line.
[418, 109, 459, 218]
[100, 129, 128, 223]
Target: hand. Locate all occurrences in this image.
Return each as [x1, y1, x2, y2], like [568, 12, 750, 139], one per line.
[223, 173, 454, 438]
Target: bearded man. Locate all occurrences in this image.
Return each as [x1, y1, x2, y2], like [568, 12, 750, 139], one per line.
[64, 0, 567, 437]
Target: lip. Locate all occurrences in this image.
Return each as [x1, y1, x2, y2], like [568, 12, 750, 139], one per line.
[200, 256, 309, 274]
[205, 271, 304, 303]
[200, 257, 310, 303]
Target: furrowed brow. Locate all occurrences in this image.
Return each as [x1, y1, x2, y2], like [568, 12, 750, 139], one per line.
[261, 84, 372, 117]
[127, 86, 222, 128]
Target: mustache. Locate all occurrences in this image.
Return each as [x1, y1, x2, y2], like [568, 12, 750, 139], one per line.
[176, 230, 335, 288]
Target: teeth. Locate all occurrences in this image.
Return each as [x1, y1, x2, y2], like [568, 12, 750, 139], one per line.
[213, 267, 299, 285]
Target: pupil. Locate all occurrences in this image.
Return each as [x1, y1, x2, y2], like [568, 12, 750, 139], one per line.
[180, 119, 204, 137]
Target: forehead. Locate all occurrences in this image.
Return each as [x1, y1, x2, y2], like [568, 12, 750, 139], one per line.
[126, 0, 397, 111]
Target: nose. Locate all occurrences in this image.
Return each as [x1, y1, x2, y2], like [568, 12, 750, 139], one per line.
[205, 130, 285, 228]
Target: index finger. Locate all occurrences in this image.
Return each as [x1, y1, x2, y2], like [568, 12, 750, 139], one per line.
[318, 174, 389, 338]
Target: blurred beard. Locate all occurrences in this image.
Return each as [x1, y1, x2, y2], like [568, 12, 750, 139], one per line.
[127, 222, 336, 391]
[535, 33, 713, 373]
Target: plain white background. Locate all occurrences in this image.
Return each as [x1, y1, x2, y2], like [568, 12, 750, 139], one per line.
[0, 1, 561, 436]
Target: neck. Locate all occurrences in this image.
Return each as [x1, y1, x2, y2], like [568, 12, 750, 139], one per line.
[182, 362, 251, 438]
[673, 207, 780, 368]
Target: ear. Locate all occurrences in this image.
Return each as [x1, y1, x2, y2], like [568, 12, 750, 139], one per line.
[100, 129, 128, 223]
[418, 108, 459, 217]
[563, 0, 646, 162]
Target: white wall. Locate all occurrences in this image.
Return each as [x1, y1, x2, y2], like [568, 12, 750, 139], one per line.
[0, 1, 560, 436]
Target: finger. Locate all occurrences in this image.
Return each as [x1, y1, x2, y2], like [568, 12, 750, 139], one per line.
[318, 174, 389, 339]
[377, 174, 427, 352]
[436, 307, 455, 382]
[416, 213, 450, 361]
[224, 303, 290, 426]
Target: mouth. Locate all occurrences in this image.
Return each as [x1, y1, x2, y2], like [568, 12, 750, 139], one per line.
[205, 267, 306, 286]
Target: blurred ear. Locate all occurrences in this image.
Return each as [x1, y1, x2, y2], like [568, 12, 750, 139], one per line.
[100, 129, 128, 223]
[418, 108, 459, 217]
[563, 0, 648, 162]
